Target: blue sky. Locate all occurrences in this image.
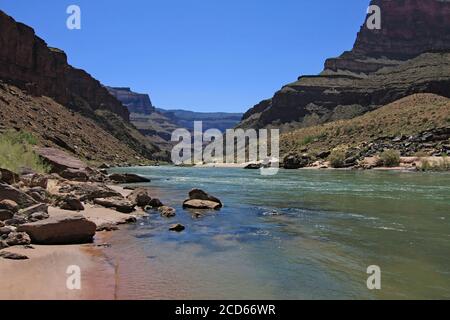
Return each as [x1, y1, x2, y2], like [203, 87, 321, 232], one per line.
[0, 0, 369, 112]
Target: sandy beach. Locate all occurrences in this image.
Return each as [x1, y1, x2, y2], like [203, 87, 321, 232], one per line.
[0, 185, 146, 300]
[0, 240, 116, 300]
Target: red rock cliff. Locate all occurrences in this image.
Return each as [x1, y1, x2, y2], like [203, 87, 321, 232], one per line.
[0, 10, 129, 121]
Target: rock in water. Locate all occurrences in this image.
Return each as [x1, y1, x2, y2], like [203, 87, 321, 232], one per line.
[187, 189, 222, 207]
[183, 200, 222, 210]
[147, 198, 163, 208]
[127, 188, 152, 207]
[17, 214, 96, 244]
[158, 206, 176, 218]
[169, 224, 185, 232]
[0, 183, 37, 209]
[108, 173, 150, 184]
[244, 163, 262, 169]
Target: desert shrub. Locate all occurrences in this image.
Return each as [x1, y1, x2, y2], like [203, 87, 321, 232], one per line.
[328, 149, 346, 168]
[379, 149, 401, 167]
[0, 130, 49, 174]
[419, 156, 450, 172]
[301, 135, 315, 146]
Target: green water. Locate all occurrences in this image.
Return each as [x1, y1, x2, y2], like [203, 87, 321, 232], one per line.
[107, 167, 450, 299]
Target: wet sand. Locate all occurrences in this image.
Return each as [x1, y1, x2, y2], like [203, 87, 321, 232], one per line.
[0, 185, 144, 300]
[0, 238, 116, 300]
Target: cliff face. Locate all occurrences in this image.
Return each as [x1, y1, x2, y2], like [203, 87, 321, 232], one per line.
[0, 11, 129, 120]
[107, 87, 155, 115]
[240, 0, 450, 130]
[0, 10, 165, 161]
[108, 86, 243, 142]
[353, 0, 450, 60]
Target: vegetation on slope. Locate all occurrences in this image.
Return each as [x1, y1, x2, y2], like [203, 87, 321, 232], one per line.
[0, 130, 49, 174]
[280, 94, 450, 157]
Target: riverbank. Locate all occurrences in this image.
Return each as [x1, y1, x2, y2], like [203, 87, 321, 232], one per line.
[193, 156, 449, 172]
[0, 184, 146, 300]
[0, 147, 165, 300]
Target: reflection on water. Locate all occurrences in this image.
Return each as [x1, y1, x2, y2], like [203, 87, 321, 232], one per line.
[106, 167, 450, 299]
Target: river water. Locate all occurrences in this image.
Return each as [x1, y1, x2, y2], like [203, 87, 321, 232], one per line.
[105, 167, 450, 299]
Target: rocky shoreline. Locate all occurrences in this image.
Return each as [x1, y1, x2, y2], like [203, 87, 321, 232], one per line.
[0, 146, 225, 299]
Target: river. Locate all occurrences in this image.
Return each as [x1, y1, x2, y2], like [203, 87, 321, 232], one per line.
[105, 167, 450, 299]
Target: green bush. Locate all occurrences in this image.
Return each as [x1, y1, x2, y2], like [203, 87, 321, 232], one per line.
[328, 150, 346, 168]
[379, 149, 401, 167]
[0, 130, 49, 174]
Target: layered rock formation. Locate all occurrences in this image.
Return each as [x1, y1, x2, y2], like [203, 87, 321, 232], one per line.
[108, 87, 243, 143]
[0, 10, 164, 162]
[107, 87, 155, 115]
[240, 0, 450, 130]
[0, 11, 128, 120]
[158, 108, 243, 133]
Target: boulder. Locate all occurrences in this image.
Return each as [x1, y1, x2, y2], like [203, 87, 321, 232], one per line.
[20, 203, 49, 216]
[17, 214, 96, 244]
[283, 154, 311, 169]
[27, 191, 47, 203]
[29, 212, 49, 222]
[127, 188, 152, 207]
[4, 216, 28, 226]
[0, 210, 14, 221]
[158, 206, 176, 218]
[58, 183, 122, 201]
[5, 232, 31, 246]
[0, 251, 29, 260]
[0, 183, 37, 209]
[0, 226, 14, 236]
[169, 224, 185, 232]
[96, 223, 119, 232]
[60, 169, 89, 182]
[188, 189, 222, 207]
[36, 147, 87, 174]
[244, 163, 262, 169]
[316, 151, 331, 159]
[0, 241, 8, 250]
[108, 173, 150, 184]
[93, 197, 135, 213]
[183, 199, 222, 210]
[58, 196, 84, 211]
[0, 168, 19, 185]
[0, 200, 19, 213]
[20, 173, 48, 189]
[147, 198, 163, 209]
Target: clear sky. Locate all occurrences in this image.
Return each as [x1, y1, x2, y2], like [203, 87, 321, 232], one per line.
[0, 0, 369, 112]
